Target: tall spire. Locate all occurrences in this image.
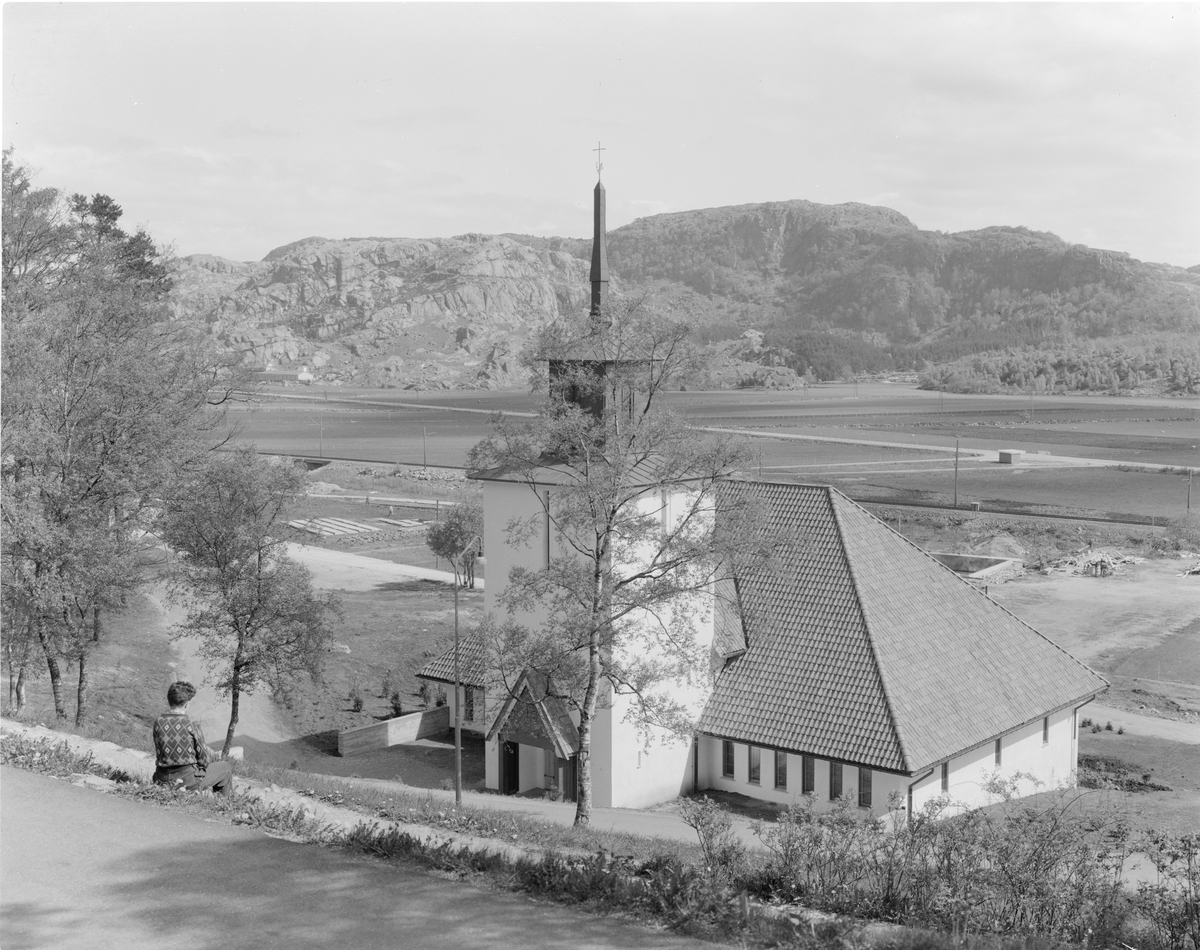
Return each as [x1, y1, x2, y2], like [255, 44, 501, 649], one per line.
[590, 146, 609, 320]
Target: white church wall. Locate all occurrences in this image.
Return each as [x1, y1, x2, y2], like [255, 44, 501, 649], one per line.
[910, 704, 1083, 815]
[517, 743, 544, 793]
[485, 736, 499, 789]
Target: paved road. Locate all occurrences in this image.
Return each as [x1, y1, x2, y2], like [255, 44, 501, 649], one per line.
[0, 767, 710, 950]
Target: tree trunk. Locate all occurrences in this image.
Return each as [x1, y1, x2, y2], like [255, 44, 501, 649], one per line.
[92, 606, 102, 643]
[35, 615, 67, 720]
[75, 650, 90, 726]
[15, 666, 28, 716]
[223, 668, 241, 757]
[573, 623, 605, 827]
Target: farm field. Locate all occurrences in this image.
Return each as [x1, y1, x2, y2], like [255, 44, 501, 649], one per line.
[822, 465, 1198, 523]
[231, 384, 1200, 468]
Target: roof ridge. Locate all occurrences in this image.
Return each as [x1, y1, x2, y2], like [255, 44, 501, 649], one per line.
[826, 488, 913, 773]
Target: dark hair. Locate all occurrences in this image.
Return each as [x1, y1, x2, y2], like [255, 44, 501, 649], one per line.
[167, 681, 196, 707]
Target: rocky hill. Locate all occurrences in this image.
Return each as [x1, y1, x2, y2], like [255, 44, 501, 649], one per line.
[173, 234, 590, 389]
[173, 199, 1200, 390]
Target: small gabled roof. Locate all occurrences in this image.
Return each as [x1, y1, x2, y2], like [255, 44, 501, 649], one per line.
[416, 635, 488, 689]
[486, 671, 580, 760]
[699, 482, 1107, 774]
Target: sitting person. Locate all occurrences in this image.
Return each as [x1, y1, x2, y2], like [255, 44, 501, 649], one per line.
[152, 681, 233, 796]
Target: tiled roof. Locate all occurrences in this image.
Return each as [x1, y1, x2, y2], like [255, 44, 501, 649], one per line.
[486, 671, 580, 759]
[698, 482, 1107, 774]
[416, 635, 488, 688]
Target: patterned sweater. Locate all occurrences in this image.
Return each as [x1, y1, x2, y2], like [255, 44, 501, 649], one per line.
[152, 711, 211, 770]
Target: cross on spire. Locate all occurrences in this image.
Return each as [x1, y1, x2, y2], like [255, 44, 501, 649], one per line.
[594, 141, 605, 179]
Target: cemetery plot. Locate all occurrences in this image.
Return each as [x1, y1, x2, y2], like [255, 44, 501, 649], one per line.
[289, 517, 381, 537]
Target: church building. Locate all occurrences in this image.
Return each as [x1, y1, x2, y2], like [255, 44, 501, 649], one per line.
[422, 172, 1107, 816]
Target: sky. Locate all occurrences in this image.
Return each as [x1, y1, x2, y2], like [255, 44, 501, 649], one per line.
[4, 3, 1198, 267]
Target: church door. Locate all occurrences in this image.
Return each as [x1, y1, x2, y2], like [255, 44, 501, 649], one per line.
[501, 741, 520, 795]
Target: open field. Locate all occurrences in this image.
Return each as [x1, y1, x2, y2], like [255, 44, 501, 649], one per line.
[823, 465, 1198, 524]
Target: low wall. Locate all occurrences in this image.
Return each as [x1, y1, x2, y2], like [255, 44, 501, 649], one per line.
[337, 705, 450, 756]
[931, 552, 1023, 584]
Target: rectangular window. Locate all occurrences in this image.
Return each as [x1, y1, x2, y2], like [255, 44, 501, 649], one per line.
[1043, 716, 1050, 745]
[748, 746, 761, 785]
[994, 737, 1002, 766]
[722, 740, 734, 778]
[940, 761, 949, 793]
[802, 755, 815, 794]
[829, 761, 843, 800]
[858, 768, 872, 808]
[464, 688, 475, 722]
[774, 750, 787, 789]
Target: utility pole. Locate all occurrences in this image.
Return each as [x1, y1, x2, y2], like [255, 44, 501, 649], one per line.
[423, 427, 428, 469]
[954, 438, 960, 509]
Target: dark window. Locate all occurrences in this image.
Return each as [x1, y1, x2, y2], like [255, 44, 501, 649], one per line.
[802, 755, 815, 794]
[748, 746, 761, 785]
[829, 761, 843, 800]
[464, 688, 475, 722]
[722, 740, 734, 778]
[774, 750, 787, 789]
[941, 761, 949, 792]
[1043, 716, 1050, 745]
[994, 737, 1002, 766]
[858, 768, 872, 808]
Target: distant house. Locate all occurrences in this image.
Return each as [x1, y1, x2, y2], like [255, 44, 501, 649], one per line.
[416, 635, 488, 736]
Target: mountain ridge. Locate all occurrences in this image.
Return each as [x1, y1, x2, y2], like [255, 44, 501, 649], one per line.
[172, 197, 1199, 391]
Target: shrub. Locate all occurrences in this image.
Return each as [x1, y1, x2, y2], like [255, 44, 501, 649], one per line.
[678, 795, 746, 882]
[348, 683, 364, 713]
[389, 690, 404, 718]
[1132, 832, 1200, 950]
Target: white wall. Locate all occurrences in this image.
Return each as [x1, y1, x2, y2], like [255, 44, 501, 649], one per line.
[911, 704, 1082, 815]
[518, 742, 544, 792]
[698, 703, 1087, 819]
[443, 684, 485, 736]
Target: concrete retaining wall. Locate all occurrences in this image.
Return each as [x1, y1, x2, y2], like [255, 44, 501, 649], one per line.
[337, 705, 450, 756]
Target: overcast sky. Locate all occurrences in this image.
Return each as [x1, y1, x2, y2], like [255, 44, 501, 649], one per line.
[5, 3, 1198, 267]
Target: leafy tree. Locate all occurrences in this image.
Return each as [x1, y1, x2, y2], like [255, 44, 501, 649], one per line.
[1, 151, 233, 723]
[425, 499, 484, 587]
[159, 449, 338, 754]
[469, 301, 771, 826]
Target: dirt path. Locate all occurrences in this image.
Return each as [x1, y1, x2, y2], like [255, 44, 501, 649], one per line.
[143, 586, 298, 748]
[286, 542, 474, 591]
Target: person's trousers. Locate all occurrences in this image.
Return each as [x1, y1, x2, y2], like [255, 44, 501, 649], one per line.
[153, 761, 234, 796]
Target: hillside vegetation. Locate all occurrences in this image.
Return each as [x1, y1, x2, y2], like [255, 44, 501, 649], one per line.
[173, 198, 1200, 393]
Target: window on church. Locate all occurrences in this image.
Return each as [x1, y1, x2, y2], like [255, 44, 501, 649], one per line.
[858, 768, 872, 808]
[994, 737, 1002, 766]
[748, 746, 761, 785]
[941, 761, 949, 792]
[774, 751, 787, 789]
[722, 741, 734, 778]
[1042, 716, 1050, 745]
[801, 755, 815, 794]
[829, 761, 843, 800]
